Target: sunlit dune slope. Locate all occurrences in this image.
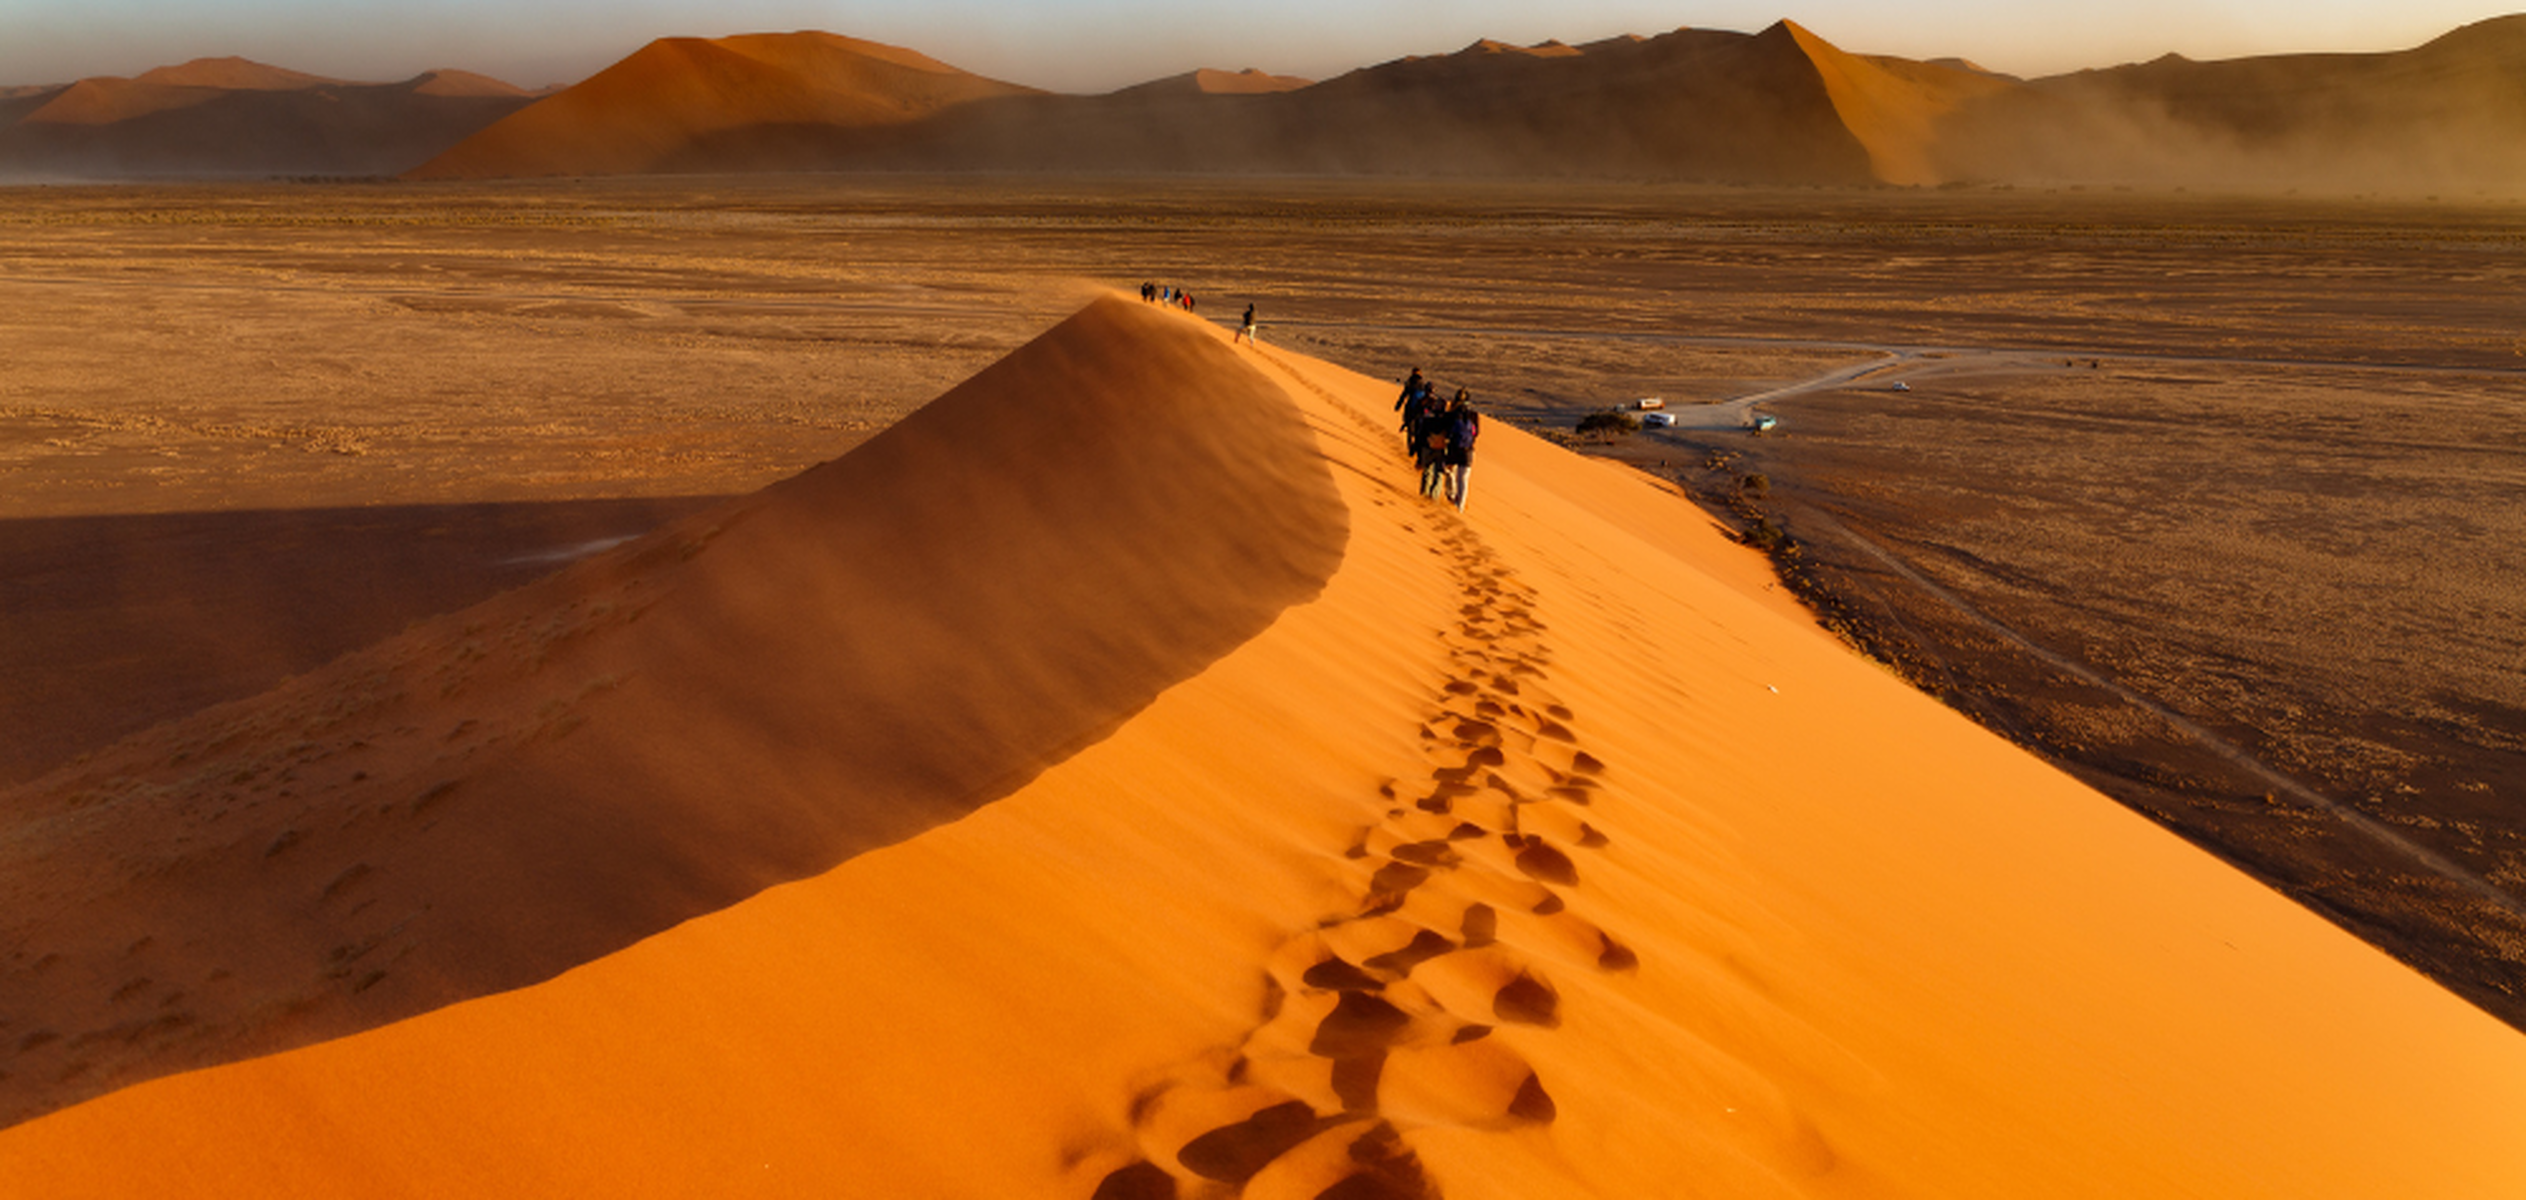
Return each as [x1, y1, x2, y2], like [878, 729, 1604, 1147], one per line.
[1777, 20, 2015, 186]
[0, 297, 1344, 1130]
[406, 31, 1039, 179]
[3, 299, 2519, 1197]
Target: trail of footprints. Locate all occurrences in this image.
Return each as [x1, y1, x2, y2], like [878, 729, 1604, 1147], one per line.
[1094, 519, 1634, 1200]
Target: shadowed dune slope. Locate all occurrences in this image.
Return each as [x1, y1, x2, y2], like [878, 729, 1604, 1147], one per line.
[406, 31, 1039, 179]
[0, 296, 1345, 1129]
[2, 304, 2520, 1197]
[1932, 13, 2526, 187]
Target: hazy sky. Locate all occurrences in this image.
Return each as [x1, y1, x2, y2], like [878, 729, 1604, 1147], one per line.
[4, 0, 2517, 92]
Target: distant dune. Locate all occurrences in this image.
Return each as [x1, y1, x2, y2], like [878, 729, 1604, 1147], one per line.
[0, 59, 537, 178]
[653, 22, 1892, 184]
[4, 296, 2521, 1196]
[131, 57, 339, 91]
[12, 18, 2526, 187]
[405, 31, 1041, 179]
[1931, 13, 2526, 188]
[1111, 67, 1314, 97]
[408, 68, 536, 99]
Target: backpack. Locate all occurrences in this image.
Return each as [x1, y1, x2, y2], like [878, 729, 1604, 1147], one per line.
[1452, 411, 1480, 451]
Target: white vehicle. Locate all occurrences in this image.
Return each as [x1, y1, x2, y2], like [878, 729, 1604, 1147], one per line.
[1633, 397, 1665, 411]
[1642, 411, 1677, 427]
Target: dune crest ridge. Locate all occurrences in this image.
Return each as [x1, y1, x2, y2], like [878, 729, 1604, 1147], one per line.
[0, 296, 1345, 1130]
[1, 301, 2520, 1196]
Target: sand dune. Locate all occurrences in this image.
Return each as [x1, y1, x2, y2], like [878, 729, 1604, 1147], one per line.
[406, 31, 1039, 179]
[408, 69, 536, 99]
[2, 297, 2520, 1195]
[1111, 68, 1314, 97]
[1931, 13, 2526, 187]
[131, 57, 339, 91]
[740, 21, 1881, 183]
[401, 16, 2526, 187]
[22, 19, 2525, 186]
[0, 297, 1344, 1128]
[0, 59, 537, 177]
[1777, 21, 2015, 186]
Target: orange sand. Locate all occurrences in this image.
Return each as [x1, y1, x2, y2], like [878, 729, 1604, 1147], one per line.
[2, 298, 2520, 1197]
[406, 31, 1036, 179]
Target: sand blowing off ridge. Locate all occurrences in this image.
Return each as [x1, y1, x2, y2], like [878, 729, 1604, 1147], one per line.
[0, 296, 1345, 1129]
[3, 297, 2522, 1197]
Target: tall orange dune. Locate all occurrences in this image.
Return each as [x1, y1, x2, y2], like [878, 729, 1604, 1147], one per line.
[406, 31, 1039, 179]
[2, 297, 2520, 1196]
[1777, 20, 2016, 186]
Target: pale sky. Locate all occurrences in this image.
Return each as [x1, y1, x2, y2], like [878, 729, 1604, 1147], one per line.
[3, 0, 2516, 92]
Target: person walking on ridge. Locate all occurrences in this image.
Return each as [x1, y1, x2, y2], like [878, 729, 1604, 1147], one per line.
[1441, 389, 1480, 512]
[1235, 303, 1257, 345]
[1394, 368, 1430, 452]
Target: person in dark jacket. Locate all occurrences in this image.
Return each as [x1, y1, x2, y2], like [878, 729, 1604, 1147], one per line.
[1394, 368, 1430, 452]
[1441, 389, 1480, 512]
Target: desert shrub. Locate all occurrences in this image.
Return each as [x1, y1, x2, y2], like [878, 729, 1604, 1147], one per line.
[1743, 518, 1786, 552]
[1575, 410, 1641, 437]
[1738, 473, 1769, 496]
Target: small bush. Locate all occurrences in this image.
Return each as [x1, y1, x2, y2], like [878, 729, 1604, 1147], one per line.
[1738, 473, 1769, 496]
[1575, 410, 1641, 437]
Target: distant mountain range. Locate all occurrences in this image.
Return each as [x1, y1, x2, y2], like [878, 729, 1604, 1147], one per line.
[6, 17, 2524, 189]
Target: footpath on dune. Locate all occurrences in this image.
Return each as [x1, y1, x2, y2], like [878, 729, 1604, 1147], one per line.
[0, 296, 1345, 1129]
[4, 299, 2524, 1198]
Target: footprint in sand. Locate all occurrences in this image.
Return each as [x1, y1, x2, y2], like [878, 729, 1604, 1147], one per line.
[1092, 517, 1633, 1199]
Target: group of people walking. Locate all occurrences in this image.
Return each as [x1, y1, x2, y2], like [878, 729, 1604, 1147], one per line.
[1394, 367, 1479, 512]
[1139, 282, 1196, 311]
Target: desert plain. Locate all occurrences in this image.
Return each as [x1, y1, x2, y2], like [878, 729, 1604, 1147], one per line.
[2, 177, 2524, 1195]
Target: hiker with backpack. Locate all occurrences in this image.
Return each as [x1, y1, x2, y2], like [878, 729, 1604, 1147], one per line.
[1394, 368, 1432, 452]
[1440, 389, 1480, 511]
